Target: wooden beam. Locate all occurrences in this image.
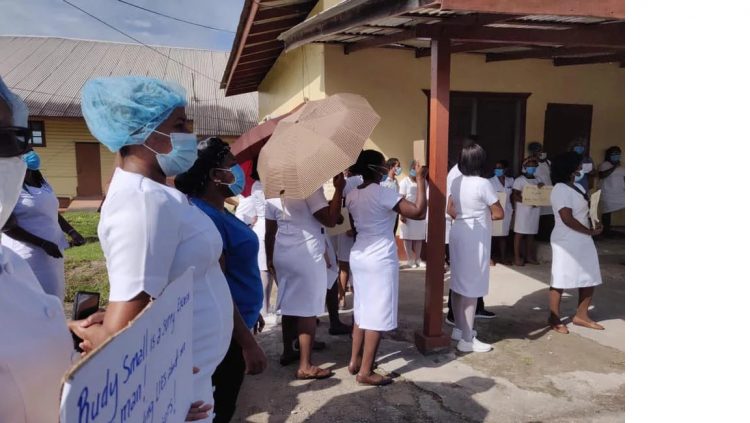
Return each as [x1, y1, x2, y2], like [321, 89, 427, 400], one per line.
[415, 34, 451, 354]
[553, 53, 624, 66]
[344, 28, 417, 54]
[223, 0, 262, 89]
[417, 41, 509, 58]
[485, 46, 617, 62]
[440, 0, 624, 20]
[416, 22, 624, 48]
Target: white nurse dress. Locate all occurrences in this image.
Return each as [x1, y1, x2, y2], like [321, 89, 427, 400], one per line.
[598, 162, 625, 214]
[1, 182, 68, 299]
[549, 183, 602, 289]
[512, 175, 541, 235]
[236, 181, 269, 271]
[0, 246, 78, 423]
[398, 177, 426, 240]
[100, 168, 233, 421]
[448, 175, 497, 298]
[489, 175, 514, 237]
[265, 188, 329, 317]
[347, 183, 402, 331]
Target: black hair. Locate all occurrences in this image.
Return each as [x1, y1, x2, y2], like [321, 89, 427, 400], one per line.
[527, 142, 543, 153]
[457, 142, 487, 177]
[385, 157, 400, 170]
[251, 157, 260, 181]
[605, 146, 621, 160]
[496, 159, 510, 169]
[351, 149, 385, 182]
[551, 151, 582, 184]
[175, 137, 231, 197]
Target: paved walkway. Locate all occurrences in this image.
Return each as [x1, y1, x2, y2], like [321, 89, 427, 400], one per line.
[233, 238, 625, 422]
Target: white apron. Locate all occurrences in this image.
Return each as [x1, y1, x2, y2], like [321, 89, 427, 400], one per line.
[2, 182, 67, 299]
[599, 162, 625, 214]
[549, 183, 602, 289]
[398, 177, 426, 240]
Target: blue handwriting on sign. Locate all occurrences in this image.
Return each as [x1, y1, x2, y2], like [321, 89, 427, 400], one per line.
[77, 368, 118, 423]
[122, 333, 148, 384]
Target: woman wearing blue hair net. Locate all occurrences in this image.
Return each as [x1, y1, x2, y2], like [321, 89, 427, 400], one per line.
[69, 76, 232, 421]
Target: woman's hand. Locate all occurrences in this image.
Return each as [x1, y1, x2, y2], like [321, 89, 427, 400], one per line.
[41, 240, 63, 258]
[68, 311, 106, 354]
[241, 338, 268, 375]
[253, 314, 265, 334]
[537, 182, 545, 188]
[186, 401, 212, 421]
[69, 230, 86, 246]
[590, 224, 604, 236]
[416, 164, 427, 182]
[400, 215, 407, 223]
[333, 172, 346, 191]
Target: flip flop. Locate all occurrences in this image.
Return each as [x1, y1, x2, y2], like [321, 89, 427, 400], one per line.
[356, 373, 393, 386]
[296, 367, 333, 380]
[572, 317, 604, 330]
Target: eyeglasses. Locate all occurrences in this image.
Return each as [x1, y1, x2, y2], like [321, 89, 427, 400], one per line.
[0, 126, 32, 158]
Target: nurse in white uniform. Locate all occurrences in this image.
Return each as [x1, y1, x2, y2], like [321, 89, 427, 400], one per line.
[597, 146, 625, 235]
[69, 77, 232, 422]
[346, 150, 426, 386]
[399, 160, 426, 268]
[489, 160, 514, 264]
[548, 152, 604, 334]
[265, 176, 344, 380]
[447, 143, 504, 353]
[512, 157, 543, 266]
[0, 76, 78, 423]
[2, 150, 85, 299]
[236, 161, 276, 320]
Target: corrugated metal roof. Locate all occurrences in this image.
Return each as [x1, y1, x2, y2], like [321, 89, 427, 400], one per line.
[0, 36, 258, 136]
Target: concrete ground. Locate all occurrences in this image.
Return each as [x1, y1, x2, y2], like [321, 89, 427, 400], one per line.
[232, 238, 624, 423]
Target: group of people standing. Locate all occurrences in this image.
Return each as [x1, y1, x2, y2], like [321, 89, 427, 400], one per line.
[1, 71, 624, 421]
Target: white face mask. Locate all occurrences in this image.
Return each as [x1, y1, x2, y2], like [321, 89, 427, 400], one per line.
[0, 156, 27, 227]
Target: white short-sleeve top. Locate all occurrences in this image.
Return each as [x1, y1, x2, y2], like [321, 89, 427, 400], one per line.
[235, 181, 266, 225]
[99, 168, 223, 302]
[346, 183, 402, 238]
[550, 183, 591, 229]
[450, 175, 498, 222]
[265, 187, 329, 240]
[512, 175, 539, 197]
[343, 175, 364, 197]
[399, 177, 418, 202]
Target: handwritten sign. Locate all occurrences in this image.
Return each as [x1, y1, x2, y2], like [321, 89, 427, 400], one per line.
[413, 140, 425, 166]
[60, 269, 194, 423]
[522, 185, 553, 207]
[590, 189, 602, 226]
[491, 192, 508, 234]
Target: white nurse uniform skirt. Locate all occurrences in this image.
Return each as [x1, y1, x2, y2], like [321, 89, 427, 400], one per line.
[449, 217, 491, 298]
[252, 216, 267, 271]
[399, 217, 426, 240]
[350, 235, 399, 331]
[514, 203, 540, 235]
[550, 230, 602, 289]
[273, 232, 328, 317]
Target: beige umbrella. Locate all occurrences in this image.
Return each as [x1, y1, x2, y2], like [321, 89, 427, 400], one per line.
[257, 93, 380, 199]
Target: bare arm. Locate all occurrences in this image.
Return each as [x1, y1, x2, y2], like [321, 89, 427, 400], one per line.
[312, 173, 345, 227]
[395, 166, 427, 220]
[446, 196, 457, 220]
[69, 292, 151, 353]
[265, 218, 278, 273]
[59, 213, 86, 246]
[598, 163, 619, 179]
[489, 202, 504, 221]
[558, 207, 602, 236]
[3, 215, 62, 257]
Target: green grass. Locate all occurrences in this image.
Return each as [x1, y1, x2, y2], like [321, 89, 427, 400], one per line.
[61, 211, 109, 303]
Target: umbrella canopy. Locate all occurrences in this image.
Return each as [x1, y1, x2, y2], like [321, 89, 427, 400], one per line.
[230, 103, 304, 164]
[258, 93, 380, 199]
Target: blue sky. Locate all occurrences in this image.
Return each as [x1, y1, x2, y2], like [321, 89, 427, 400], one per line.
[0, 0, 245, 51]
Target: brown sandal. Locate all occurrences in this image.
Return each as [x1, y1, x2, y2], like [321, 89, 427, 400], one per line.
[348, 360, 378, 375]
[356, 372, 393, 386]
[296, 366, 333, 380]
[572, 317, 604, 330]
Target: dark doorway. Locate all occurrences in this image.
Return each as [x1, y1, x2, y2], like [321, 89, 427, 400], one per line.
[75, 142, 102, 197]
[543, 103, 593, 157]
[426, 91, 529, 175]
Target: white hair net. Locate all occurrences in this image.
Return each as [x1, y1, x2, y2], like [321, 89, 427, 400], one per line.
[0, 76, 30, 128]
[81, 76, 187, 152]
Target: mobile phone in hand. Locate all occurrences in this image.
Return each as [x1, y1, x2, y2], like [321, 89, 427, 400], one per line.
[71, 291, 100, 352]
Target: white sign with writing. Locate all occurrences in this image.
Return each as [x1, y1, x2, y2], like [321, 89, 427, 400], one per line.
[522, 185, 553, 207]
[590, 189, 602, 226]
[60, 269, 194, 423]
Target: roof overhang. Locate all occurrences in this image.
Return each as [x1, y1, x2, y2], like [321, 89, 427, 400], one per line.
[222, 0, 624, 96]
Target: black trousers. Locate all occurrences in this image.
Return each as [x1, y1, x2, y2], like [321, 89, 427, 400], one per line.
[211, 339, 244, 423]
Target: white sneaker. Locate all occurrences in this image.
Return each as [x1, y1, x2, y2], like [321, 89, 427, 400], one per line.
[450, 327, 477, 341]
[417, 260, 426, 268]
[411, 262, 419, 269]
[456, 337, 492, 353]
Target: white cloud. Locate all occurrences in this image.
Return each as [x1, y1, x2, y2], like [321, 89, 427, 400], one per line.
[124, 19, 152, 29]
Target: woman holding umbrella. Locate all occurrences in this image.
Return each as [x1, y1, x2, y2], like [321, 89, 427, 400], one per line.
[346, 150, 426, 386]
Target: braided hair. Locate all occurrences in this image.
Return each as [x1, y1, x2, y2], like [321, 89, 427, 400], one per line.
[175, 137, 231, 197]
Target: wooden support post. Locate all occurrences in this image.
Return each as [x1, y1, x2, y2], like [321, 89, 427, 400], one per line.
[415, 34, 452, 354]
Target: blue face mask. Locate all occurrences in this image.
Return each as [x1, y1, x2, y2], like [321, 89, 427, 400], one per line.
[524, 166, 537, 176]
[216, 164, 246, 196]
[494, 168, 504, 177]
[409, 169, 417, 178]
[394, 167, 402, 176]
[574, 146, 585, 155]
[22, 151, 41, 171]
[575, 172, 585, 182]
[147, 131, 198, 176]
[610, 154, 621, 163]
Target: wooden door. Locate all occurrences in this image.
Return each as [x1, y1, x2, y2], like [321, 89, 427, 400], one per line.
[543, 103, 593, 157]
[75, 142, 102, 197]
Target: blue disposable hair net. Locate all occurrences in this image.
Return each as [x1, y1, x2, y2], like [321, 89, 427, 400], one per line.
[81, 76, 187, 152]
[0, 76, 30, 127]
